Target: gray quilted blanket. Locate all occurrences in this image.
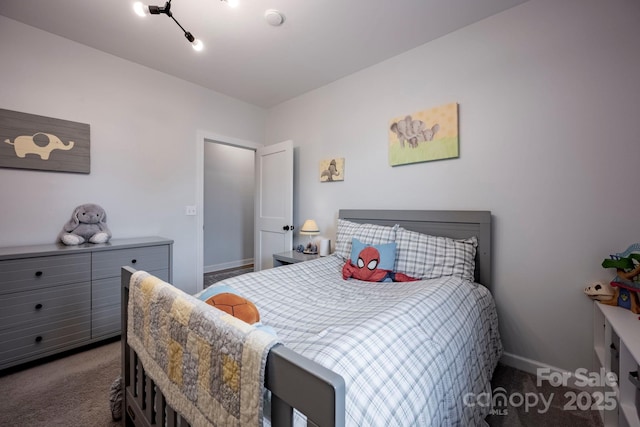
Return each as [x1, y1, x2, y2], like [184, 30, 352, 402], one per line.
[128, 271, 279, 427]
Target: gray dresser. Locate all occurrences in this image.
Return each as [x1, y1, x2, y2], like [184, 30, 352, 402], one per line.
[0, 236, 173, 370]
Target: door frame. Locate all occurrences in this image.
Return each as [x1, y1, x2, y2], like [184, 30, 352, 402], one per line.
[196, 130, 262, 290]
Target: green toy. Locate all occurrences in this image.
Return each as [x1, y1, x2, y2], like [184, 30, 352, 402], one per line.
[601, 243, 640, 313]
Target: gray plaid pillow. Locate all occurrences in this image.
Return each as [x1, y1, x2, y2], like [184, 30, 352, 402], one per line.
[395, 227, 477, 282]
[335, 219, 398, 260]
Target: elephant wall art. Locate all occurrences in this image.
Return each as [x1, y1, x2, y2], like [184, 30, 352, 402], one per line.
[320, 157, 345, 182]
[0, 108, 90, 173]
[5, 133, 75, 160]
[388, 102, 459, 167]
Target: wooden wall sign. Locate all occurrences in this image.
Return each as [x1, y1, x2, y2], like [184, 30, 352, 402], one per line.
[0, 108, 90, 174]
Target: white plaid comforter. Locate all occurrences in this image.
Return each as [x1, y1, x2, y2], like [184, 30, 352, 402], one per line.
[212, 254, 502, 426]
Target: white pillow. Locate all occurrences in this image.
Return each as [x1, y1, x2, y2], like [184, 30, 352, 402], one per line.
[335, 219, 398, 260]
[395, 227, 477, 282]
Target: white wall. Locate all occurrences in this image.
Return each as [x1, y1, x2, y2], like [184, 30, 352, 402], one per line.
[266, 0, 640, 373]
[0, 15, 265, 294]
[2, 0, 639, 375]
[203, 142, 254, 271]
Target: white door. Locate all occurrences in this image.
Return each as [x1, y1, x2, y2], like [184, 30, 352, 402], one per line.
[254, 140, 294, 271]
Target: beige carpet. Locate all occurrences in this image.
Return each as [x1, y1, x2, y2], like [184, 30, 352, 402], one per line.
[487, 363, 604, 427]
[0, 336, 606, 427]
[0, 339, 121, 427]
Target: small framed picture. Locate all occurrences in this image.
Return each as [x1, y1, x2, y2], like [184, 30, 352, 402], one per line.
[319, 157, 344, 182]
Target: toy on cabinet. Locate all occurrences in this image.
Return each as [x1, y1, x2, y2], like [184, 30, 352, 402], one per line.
[58, 203, 111, 245]
[599, 243, 640, 314]
[583, 281, 615, 301]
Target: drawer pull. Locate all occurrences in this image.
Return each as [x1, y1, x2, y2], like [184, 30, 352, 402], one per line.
[35, 303, 43, 310]
[35, 271, 43, 277]
[131, 259, 137, 264]
[35, 336, 43, 343]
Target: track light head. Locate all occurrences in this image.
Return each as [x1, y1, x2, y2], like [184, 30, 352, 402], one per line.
[134, 0, 203, 51]
[148, 1, 171, 16]
[134, 1, 171, 17]
[191, 39, 204, 51]
[184, 32, 203, 51]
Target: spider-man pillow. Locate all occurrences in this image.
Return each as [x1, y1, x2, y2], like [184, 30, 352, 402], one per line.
[342, 238, 417, 282]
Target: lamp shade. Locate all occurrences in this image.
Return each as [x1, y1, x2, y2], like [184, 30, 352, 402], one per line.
[300, 219, 320, 235]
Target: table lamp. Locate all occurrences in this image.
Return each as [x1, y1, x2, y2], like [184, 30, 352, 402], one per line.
[300, 219, 320, 254]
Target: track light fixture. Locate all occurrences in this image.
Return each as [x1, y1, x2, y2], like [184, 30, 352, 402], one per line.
[133, 1, 203, 51]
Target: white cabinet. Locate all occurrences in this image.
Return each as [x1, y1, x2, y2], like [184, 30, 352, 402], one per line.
[594, 301, 640, 427]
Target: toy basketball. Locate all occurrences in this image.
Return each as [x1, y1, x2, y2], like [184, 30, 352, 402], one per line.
[204, 292, 260, 324]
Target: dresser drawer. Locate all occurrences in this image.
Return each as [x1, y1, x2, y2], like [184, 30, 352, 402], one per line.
[0, 313, 91, 367]
[92, 305, 121, 339]
[92, 268, 169, 309]
[0, 237, 172, 369]
[92, 245, 170, 280]
[91, 268, 168, 338]
[0, 254, 90, 293]
[0, 281, 90, 330]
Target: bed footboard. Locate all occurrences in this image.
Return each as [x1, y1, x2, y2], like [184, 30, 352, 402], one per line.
[121, 266, 345, 427]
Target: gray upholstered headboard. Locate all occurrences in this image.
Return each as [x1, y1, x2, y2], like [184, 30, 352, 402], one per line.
[338, 209, 492, 287]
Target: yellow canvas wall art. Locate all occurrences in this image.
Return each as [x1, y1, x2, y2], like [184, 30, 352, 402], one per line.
[388, 102, 459, 166]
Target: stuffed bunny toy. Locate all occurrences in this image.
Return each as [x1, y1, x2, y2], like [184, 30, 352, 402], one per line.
[58, 203, 112, 245]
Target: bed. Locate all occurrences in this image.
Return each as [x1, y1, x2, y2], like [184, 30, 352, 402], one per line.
[121, 209, 502, 426]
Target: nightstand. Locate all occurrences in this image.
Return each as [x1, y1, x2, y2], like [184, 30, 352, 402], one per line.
[273, 250, 320, 267]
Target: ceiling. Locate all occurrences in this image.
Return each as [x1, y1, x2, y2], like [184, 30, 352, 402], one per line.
[0, 0, 528, 108]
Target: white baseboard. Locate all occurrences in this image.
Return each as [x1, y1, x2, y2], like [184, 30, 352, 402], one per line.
[204, 258, 253, 274]
[500, 351, 600, 392]
[500, 351, 551, 375]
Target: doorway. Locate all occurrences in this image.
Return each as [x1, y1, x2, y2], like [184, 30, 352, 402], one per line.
[203, 141, 255, 274]
[195, 132, 293, 289]
[196, 131, 262, 290]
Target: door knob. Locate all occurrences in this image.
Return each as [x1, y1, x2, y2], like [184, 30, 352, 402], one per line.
[283, 225, 290, 231]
